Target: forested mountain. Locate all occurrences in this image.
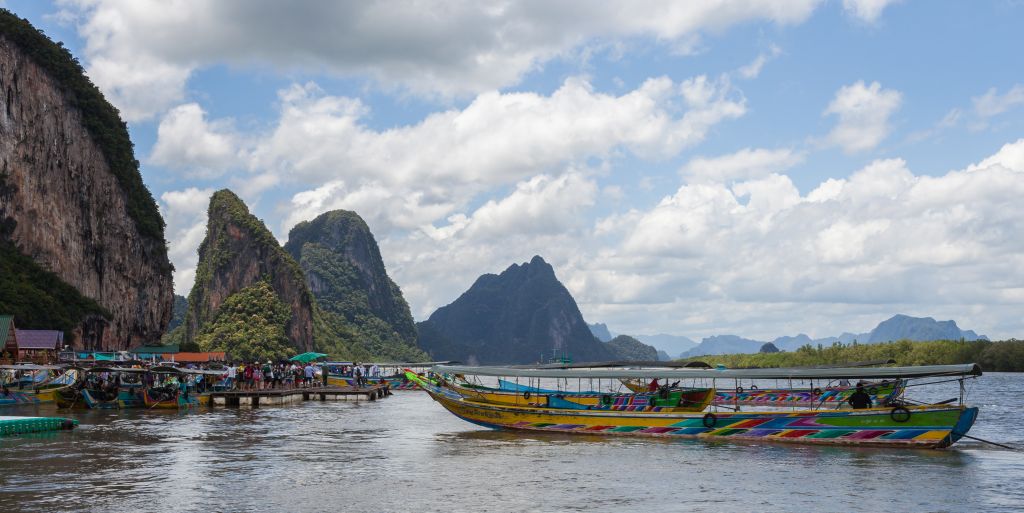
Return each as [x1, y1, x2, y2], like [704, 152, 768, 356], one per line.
[604, 335, 659, 361]
[285, 210, 425, 361]
[416, 256, 618, 365]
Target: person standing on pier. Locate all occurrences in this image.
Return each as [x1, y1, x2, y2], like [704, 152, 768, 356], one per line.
[303, 362, 314, 387]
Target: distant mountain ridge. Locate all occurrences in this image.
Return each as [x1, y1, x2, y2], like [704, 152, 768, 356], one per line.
[416, 256, 618, 365]
[587, 323, 613, 342]
[604, 335, 658, 361]
[678, 315, 988, 358]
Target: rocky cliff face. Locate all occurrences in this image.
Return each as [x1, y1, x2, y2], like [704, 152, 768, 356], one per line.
[183, 190, 315, 351]
[417, 256, 617, 365]
[285, 210, 424, 360]
[0, 12, 172, 349]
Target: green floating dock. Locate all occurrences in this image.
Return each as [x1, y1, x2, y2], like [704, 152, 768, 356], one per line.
[0, 416, 78, 436]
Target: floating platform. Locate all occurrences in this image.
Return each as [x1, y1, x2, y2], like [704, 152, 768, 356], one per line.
[209, 385, 389, 408]
[0, 416, 78, 436]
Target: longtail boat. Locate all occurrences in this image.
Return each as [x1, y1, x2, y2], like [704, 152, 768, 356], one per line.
[449, 378, 714, 412]
[141, 366, 217, 409]
[409, 363, 982, 449]
[327, 375, 419, 390]
[325, 361, 456, 390]
[619, 377, 905, 407]
[54, 367, 147, 409]
[1, 365, 80, 406]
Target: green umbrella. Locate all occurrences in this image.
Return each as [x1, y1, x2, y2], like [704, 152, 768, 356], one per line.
[289, 352, 328, 363]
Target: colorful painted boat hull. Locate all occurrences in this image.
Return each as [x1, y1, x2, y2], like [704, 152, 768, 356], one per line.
[142, 388, 202, 409]
[81, 389, 121, 409]
[327, 375, 418, 390]
[0, 389, 41, 407]
[412, 375, 976, 449]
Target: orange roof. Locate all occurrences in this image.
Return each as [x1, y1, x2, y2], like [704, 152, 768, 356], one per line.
[171, 352, 226, 362]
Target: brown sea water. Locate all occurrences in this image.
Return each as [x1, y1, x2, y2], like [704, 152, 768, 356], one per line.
[1, 373, 1022, 512]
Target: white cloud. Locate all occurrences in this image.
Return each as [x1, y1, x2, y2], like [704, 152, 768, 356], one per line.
[681, 147, 803, 183]
[159, 187, 215, 295]
[967, 138, 1024, 173]
[842, 0, 899, 23]
[972, 84, 1024, 119]
[56, 0, 821, 120]
[823, 80, 902, 153]
[278, 135, 1024, 339]
[737, 44, 781, 79]
[266, 75, 744, 234]
[501, 141, 1024, 340]
[149, 103, 239, 178]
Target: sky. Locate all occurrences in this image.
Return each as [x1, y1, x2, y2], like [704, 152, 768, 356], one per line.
[6, 1, 1024, 341]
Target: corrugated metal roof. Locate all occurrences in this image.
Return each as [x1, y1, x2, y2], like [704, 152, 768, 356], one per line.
[0, 315, 14, 347]
[127, 344, 179, 354]
[172, 352, 226, 362]
[14, 330, 63, 350]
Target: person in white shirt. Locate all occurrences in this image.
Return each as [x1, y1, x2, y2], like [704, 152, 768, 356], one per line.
[226, 364, 237, 390]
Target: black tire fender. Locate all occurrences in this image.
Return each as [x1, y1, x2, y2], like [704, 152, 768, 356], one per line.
[735, 386, 744, 394]
[812, 388, 822, 396]
[523, 391, 531, 400]
[750, 384, 758, 390]
[702, 413, 717, 428]
[891, 406, 911, 423]
[601, 394, 612, 406]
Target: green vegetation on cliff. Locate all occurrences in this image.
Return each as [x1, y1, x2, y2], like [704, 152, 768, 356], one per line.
[0, 241, 110, 339]
[166, 295, 187, 332]
[0, 9, 165, 244]
[196, 281, 295, 361]
[286, 209, 425, 361]
[185, 189, 309, 336]
[680, 339, 1024, 372]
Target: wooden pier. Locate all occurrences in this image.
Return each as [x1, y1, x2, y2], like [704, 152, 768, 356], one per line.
[209, 385, 389, 407]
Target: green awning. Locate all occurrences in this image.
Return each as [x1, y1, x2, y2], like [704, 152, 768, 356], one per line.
[92, 353, 116, 361]
[289, 352, 327, 363]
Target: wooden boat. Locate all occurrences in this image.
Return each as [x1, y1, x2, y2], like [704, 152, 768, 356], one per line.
[409, 363, 983, 449]
[53, 367, 146, 409]
[141, 366, 217, 409]
[1, 365, 80, 406]
[620, 377, 905, 407]
[447, 379, 714, 412]
[327, 374, 419, 390]
[325, 361, 455, 390]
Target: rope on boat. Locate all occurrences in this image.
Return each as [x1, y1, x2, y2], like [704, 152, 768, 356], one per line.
[956, 434, 1020, 452]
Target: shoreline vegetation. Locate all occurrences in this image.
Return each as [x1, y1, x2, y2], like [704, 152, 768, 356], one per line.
[678, 339, 1024, 372]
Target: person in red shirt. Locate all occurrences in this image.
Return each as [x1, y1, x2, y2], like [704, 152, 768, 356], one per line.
[647, 378, 660, 392]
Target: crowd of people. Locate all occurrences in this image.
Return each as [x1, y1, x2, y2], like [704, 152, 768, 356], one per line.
[214, 361, 385, 391]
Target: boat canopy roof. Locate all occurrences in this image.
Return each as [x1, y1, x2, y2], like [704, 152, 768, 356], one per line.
[508, 360, 712, 370]
[147, 366, 223, 375]
[432, 363, 983, 380]
[84, 366, 148, 373]
[0, 364, 65, 370]
[321, 360, 458, 367]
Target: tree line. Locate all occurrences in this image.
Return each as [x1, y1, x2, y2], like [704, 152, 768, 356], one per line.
[679, 339, 1024, 372]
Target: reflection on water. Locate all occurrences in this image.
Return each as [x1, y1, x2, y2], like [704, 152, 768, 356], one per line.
[1, 374, 1022, 512]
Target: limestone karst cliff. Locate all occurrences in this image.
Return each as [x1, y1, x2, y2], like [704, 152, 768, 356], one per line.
[285, 210, 425, 361]
[0, 10, 173, 349]
[182, 190, 316, 354]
